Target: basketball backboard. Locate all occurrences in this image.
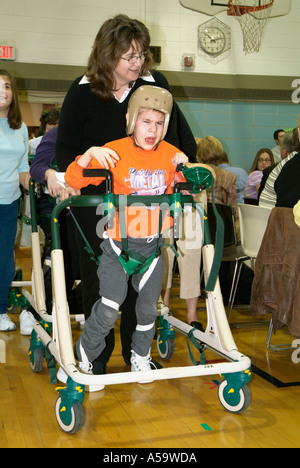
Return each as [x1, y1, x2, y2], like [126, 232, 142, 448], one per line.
[179, 0, 292, 18]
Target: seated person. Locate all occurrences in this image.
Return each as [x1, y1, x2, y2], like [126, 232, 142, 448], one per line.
[195, 136, 237, 206]
[259, 132, 296, 208]
[271, 128, 285, 164]
[218, 151, 248, 204]
[65, 86, 190, 382]
[245, 148, 274, 201]
[274, 115, 300, 208]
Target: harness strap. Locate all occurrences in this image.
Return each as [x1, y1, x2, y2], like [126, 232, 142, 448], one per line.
[69, 210, 100, 264]
[117, 195, 165, 276]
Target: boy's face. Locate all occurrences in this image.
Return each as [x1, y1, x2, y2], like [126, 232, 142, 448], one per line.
[132, 109, 165, 150]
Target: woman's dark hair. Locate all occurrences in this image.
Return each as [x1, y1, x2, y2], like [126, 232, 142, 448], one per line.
[0, 69, 22, 129]
[86, 14, 153, 101]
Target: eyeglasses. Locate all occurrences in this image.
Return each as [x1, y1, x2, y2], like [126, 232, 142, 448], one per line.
[258, 158, 271, 163]
[121, 52, 147, 64]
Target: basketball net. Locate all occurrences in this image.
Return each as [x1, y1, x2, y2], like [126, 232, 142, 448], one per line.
[227, 0, 274, 54]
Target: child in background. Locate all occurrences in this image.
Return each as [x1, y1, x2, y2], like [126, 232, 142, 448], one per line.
[65, 86, 188, 383]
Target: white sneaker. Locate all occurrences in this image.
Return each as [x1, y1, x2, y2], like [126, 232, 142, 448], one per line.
[0, 313, 16, 331]
[77, 342, 105, 392]
[131, 350, 154, 384]
[19, 310, 36, 335]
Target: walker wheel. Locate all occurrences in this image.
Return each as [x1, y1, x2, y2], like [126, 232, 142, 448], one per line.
[218, 378, 251, 414]
[6, 304, 19, 314]
[157, 335, 175, 360]
[30, 347, 44, 373]
[55, 396, 84, 434]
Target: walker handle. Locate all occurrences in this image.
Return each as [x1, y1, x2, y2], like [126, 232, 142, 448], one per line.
[83, 168, 113, 193]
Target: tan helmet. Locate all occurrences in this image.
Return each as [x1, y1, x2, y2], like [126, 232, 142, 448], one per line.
[126, 85, 173, 140]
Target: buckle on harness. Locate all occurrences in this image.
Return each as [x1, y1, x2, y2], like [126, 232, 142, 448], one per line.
[119, 248, 160, 276]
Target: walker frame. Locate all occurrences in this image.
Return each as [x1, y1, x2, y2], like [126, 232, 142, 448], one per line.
[26, 172, 252, 434]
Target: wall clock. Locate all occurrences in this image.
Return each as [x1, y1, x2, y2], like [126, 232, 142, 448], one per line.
[198, 18, 231, 58]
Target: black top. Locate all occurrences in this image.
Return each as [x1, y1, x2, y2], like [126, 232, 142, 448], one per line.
[275, 152, 300, 207]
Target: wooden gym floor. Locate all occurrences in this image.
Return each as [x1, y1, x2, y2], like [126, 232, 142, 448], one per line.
[1, 246, 300, 448]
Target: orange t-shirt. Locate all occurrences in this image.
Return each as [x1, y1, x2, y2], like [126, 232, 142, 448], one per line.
[65, 137, 185, 240]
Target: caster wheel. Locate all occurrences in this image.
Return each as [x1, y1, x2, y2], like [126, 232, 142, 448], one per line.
[55, 396, 84, 434]
[30, 347, 44, 373]
[6, 304, 19, 314]
[157, 335, 174, 360]
[218, 378, 251, 414]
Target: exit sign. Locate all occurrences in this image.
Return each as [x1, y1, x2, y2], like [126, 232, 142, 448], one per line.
[0, 45, 15, 61]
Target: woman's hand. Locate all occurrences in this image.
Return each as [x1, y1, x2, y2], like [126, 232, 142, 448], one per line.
[59, 184, 81, 201]
[45, 168, 63, 198]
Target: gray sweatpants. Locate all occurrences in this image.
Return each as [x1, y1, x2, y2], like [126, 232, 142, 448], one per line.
[77, 236, 164, 362]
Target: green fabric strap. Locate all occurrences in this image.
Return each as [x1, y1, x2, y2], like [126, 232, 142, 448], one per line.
[187, 328, 206, 366]
[205, 182, 224, 292]
[69, 210, 100, 264]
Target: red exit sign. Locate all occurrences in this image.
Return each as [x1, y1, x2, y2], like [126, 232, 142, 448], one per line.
[0, 45, 15, 61]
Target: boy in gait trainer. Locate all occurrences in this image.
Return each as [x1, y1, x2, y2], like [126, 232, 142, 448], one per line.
[65, 86, 188, 383]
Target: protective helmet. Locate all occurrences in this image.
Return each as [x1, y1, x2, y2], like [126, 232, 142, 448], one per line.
[126, 85, 173, 140]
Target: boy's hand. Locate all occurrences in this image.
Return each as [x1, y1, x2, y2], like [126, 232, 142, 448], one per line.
[79, 147, 120, 169]
[171, 152, 188, 168]
[91, 147, 120, 169]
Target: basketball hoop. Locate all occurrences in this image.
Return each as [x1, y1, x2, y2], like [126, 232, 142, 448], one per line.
[227, 0, 274, 54]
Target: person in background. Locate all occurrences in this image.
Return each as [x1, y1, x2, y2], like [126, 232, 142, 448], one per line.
[218, 151, 248, 204]
[30, 118, 60, 263]
[28, 126, 82, 342]
[271, 128, 285, 164]
[28, 108, 60, 157]
[274, 114, 300, 208]
[259, 132, 296, 207]
[244, 148, 274, 202]
[195, 136, 237, 207]
[0, 69, 30, 332]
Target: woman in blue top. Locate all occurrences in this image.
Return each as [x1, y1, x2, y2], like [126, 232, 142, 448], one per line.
[0, 70, 30, 331]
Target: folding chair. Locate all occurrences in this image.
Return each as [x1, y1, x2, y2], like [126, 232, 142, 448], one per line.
[206, 203, 250, 318]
